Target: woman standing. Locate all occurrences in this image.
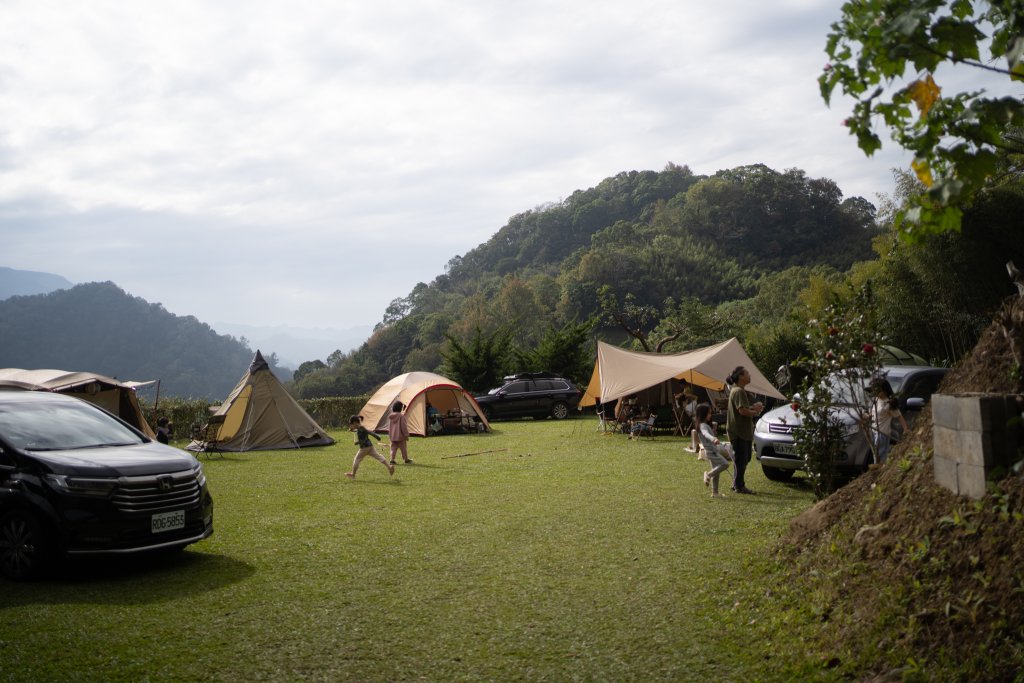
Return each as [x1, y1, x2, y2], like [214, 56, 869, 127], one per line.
[726, 366, 763, 495]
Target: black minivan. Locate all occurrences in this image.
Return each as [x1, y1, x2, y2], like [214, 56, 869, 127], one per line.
[0, 390, 214, 580]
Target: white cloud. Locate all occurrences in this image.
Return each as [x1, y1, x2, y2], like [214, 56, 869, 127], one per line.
[0, 0, 977, 331]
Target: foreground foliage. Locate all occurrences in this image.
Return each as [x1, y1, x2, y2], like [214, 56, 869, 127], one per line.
[821, 0, 1024, 237]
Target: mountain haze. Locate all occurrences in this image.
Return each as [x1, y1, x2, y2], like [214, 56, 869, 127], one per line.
[0, 266, 74, 299]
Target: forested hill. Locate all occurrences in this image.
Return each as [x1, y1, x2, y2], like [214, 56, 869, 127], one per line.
[0, 282, 283, 399]
[291, 163, 882, 398]
[440, 163, 875, 299]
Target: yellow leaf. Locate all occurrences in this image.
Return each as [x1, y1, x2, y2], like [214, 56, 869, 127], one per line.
[907, 74, 941, 118]
[912, 159, 934, 187]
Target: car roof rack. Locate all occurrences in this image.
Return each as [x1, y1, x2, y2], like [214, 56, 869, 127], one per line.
[502, 372, 558, 381]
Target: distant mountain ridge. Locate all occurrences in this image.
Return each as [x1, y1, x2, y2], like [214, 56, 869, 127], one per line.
[0, 266, 74, 299]
[1, 265, 369, 377]
[0, 282, 275, 399]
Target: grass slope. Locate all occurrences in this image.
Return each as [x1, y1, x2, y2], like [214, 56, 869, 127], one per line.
[1, 419, 818, 682]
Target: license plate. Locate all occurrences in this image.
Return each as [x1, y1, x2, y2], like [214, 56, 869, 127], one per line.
[152, 510, 186, 533]
[773, 442, 799, 456]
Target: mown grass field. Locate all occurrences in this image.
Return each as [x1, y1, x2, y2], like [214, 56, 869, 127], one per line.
[1, 418, 821, 681]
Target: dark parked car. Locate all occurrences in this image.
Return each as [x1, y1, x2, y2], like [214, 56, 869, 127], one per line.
[473, 373, 581, 420]
[754, 365, 948, 481]
[0, 390, 214, 580]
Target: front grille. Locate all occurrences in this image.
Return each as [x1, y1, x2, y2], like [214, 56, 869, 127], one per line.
[112, 470, 202, 514]
[768, 423, 793, 434]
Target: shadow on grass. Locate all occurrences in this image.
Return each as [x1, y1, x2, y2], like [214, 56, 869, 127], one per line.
[194, 454, 251, 464]
[1, 550, 254, 606]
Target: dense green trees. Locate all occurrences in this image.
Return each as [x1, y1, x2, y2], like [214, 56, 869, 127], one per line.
[289, 162, 884, 398]
[289, 155, 1024, 401]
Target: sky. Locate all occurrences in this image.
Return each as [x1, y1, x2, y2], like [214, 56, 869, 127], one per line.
[0, 1, 930, 332]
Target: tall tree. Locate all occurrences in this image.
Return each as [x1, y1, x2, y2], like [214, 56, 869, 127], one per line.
[441, 325, 514, 393]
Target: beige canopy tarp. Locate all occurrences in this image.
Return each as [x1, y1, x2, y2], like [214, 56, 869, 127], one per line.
[187, 350, 334, 452]
[0, 368, 157, 438]
[359, 372, 491, 437]
[580, 338, 787, 407]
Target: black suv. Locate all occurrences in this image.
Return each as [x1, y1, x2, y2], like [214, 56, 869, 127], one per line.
[473, 373, 581, 420]
[0, 390, 214, 580]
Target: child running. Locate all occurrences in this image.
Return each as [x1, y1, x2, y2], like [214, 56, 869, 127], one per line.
[695, 403, 733, 498]
[345, 415, 394, 479]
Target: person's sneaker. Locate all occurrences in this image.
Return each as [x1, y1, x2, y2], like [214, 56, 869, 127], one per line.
[684, 446, 696, 453]
[404, 459, 413, 464]
[737, 487, 756, 495]
[711, 492, 726, 498]
[703, 471, 710, 487]
[389, 460, 396, 466]
[344, 472, 355, 479]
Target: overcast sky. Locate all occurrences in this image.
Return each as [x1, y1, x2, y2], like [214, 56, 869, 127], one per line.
[1, 0, 922, 331]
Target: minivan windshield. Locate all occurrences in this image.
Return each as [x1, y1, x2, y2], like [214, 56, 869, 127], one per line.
[0, 398, 144, 451]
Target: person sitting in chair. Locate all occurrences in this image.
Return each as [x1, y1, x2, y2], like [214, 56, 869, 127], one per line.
[628, 411, 657, 440]
[426, 402, 443, 435]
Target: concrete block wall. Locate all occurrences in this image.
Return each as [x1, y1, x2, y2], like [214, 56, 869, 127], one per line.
[932, 393, 1022, 499]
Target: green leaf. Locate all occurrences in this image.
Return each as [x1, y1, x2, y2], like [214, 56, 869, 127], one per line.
[931, 18, 982, 62]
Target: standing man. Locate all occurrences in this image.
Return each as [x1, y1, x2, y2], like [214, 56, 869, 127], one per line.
[726, 366, 763, 495]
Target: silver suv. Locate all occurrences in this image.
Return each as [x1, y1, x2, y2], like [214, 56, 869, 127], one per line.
[753, 365, 947, 481]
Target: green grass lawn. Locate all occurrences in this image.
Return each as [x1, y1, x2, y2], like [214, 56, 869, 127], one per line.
[1, 418, 820, 682]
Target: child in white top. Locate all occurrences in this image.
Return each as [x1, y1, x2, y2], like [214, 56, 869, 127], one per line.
[869, 378, 909, 464]
[695, 403, 733, 497]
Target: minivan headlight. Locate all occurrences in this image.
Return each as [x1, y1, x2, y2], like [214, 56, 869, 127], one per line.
[44, 474, 117, 497]
[193, 463, 207, 488]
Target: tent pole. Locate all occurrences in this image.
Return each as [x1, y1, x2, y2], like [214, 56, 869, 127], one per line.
[153, 380, 162, 417]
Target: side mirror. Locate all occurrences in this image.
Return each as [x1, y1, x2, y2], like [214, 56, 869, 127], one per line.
[905, 397, 925, 411]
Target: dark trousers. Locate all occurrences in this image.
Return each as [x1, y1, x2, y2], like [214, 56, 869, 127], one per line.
[731, 437, 752, 490]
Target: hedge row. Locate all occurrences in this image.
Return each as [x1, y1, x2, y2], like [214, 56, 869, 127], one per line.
[141, 396, 371, 438]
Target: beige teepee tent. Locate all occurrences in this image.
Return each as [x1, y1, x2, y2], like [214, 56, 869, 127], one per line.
[580, 338, 787, 407]
[359, 372, 490, 437]
[188, 350, 334, 452]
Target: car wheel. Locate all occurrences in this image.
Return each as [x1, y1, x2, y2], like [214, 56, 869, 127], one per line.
[761, 466, 796, 482]
[0, 509, 52, 581]
[551, 401, 569, 420]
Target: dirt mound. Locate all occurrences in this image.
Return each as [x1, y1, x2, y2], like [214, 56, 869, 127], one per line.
[776, 295, 1024, 680]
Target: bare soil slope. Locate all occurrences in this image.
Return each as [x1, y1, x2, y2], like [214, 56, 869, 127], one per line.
[776, 295, 1024, 681]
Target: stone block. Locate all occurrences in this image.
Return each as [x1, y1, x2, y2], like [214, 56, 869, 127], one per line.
[932, 453, 989, 499]
[931, 393, 1017, 431]
[932, 452, 960, 494]
[931, 393, 1023, 499]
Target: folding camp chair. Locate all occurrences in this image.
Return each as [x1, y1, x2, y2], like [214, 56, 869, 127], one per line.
[190, 415, 225, 459]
